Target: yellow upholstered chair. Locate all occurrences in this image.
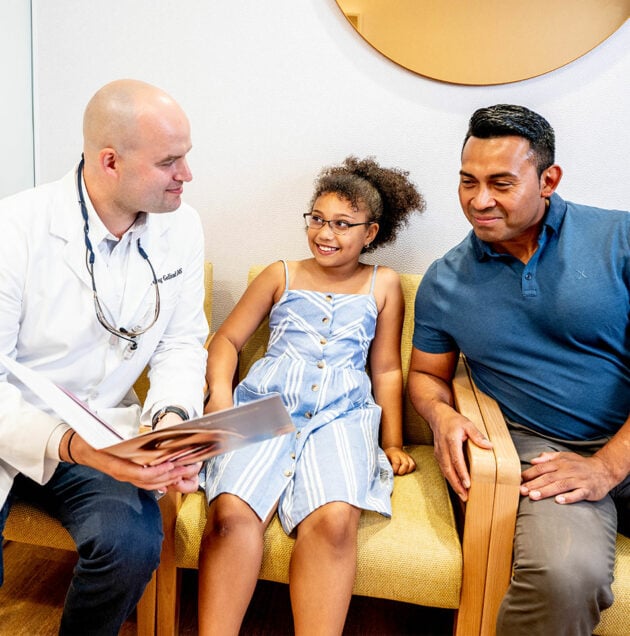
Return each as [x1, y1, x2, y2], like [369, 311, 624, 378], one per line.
[153, 268, 520, 636]
[2, 262, 213, 636]
[465, 375, 630, 636]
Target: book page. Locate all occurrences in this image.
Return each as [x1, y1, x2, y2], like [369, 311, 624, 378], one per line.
[104, 395, 294, 465]
[0, 354, 294, 464]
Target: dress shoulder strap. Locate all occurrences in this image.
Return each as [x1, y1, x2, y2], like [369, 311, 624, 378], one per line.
[280, 259, 290, 291]
[369, 264, 379, 294]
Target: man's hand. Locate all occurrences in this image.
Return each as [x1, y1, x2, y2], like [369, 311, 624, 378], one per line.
[520, 451, 617, 504]
[163, 461, 202, 494]
[432, 410, 492, 501]
[65, 430, 202, 492]
[407, 349, 492, 502]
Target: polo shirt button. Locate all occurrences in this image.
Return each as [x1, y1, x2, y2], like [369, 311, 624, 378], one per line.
[524, 273, 532, 280]
[325, 294, 333, 302]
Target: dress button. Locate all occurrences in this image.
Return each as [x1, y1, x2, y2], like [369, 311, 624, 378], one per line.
[284, 469, 293, 477]
[317, 360, 325, 369]
[320, 338, 327, 345]
[325, 294, 333, 302]
[304, 412, 312, 419]
[311, 384, 319, 391]
[296, 430, 302, 437]
[290, 452, 296, 460]
[322, 316, 329, 324]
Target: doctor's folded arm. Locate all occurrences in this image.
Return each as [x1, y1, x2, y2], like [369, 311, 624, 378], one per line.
[0, 79, 208, 635]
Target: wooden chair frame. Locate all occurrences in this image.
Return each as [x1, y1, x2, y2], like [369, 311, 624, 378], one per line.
[458, 360, 629, 636]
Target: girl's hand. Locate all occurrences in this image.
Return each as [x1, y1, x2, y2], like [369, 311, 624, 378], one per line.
[384, 447, 416, 475]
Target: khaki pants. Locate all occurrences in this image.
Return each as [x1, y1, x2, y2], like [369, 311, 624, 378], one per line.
[497, 423, 630, 636]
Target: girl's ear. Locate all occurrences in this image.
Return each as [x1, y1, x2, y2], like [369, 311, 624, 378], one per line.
[365, 222, 379, 247]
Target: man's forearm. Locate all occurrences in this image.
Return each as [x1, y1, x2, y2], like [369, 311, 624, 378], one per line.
[407, 369, 456, 430]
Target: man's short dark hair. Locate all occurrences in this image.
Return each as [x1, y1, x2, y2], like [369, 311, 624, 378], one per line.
[463, 104, 555, 176]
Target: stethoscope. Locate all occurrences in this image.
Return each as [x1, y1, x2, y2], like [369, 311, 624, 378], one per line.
[77, 156, 160, 351]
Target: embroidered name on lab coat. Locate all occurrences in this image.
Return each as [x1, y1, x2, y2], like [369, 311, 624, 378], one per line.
[157, 267, 183, 283]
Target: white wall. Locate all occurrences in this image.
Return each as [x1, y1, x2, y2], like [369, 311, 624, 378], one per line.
[1, 0, 33, 197]
[30, 1, 629, 328]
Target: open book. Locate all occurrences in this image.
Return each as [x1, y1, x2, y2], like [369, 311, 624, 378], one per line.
[0, 354, 294, 466]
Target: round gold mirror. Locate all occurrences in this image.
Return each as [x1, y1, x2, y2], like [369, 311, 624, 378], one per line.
[336, 1, 630, 85]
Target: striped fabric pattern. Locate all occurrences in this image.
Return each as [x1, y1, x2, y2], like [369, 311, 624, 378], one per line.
[203, 269, 394, 534]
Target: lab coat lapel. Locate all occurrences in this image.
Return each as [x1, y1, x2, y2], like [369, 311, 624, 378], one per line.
[50, 168, 93, 290]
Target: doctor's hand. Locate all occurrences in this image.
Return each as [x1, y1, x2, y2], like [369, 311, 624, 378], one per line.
[162, 461, 201, 494]
[60, 430, 201, 492]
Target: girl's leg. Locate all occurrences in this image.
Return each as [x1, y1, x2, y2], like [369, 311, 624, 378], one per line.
[289, 502, 361, 636]
[198, 493, 274, 636]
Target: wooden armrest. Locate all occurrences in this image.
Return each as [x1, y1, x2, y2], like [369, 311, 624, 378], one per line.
[464, 358, 520, 633]
[453, 356, 521, 635]
[451, 356, 497, 635]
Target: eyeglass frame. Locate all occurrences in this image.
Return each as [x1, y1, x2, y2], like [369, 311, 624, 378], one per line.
[77, 156, 161, 351]
[302, 212, 375, 235]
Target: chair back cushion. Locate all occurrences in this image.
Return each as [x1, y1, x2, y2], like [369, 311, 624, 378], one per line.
[400, 274, 433, 445]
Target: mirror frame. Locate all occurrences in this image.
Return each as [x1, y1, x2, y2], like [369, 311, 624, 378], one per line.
[336, 1, 630, 85]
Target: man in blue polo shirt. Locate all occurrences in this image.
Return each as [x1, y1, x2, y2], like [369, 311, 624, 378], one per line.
[408, 104, 629, 635]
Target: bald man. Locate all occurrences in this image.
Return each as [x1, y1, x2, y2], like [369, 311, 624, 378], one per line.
[0, 80, 208, 634]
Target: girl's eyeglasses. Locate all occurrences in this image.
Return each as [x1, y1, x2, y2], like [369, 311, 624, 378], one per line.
[303, 213, 373, 235]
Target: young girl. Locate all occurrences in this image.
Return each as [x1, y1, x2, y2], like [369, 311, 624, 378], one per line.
[199, 156, 425, 635]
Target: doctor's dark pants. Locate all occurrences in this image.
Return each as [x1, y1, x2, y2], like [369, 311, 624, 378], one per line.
[0, 462, 162, 635]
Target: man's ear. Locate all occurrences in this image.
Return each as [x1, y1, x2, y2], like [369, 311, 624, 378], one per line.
[540, 164, 563, 197]
[99, 148, 118, 175]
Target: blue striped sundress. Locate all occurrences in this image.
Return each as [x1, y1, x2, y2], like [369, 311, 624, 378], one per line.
[203, 262, 394, 534]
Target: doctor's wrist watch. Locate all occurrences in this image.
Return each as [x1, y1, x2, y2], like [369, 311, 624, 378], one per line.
[152, 405, 189, 430]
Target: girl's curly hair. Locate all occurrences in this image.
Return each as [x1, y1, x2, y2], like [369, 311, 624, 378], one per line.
[309, 156, 425, 252]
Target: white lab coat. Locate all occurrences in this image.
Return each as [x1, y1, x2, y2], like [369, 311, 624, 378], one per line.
[0, 166, 209, 507]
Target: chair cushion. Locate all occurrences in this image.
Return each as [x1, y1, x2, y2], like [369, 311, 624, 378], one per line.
[174, 445, 462, 608]
[594, 532, 630, 636]
[4, 500, 74, 551]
